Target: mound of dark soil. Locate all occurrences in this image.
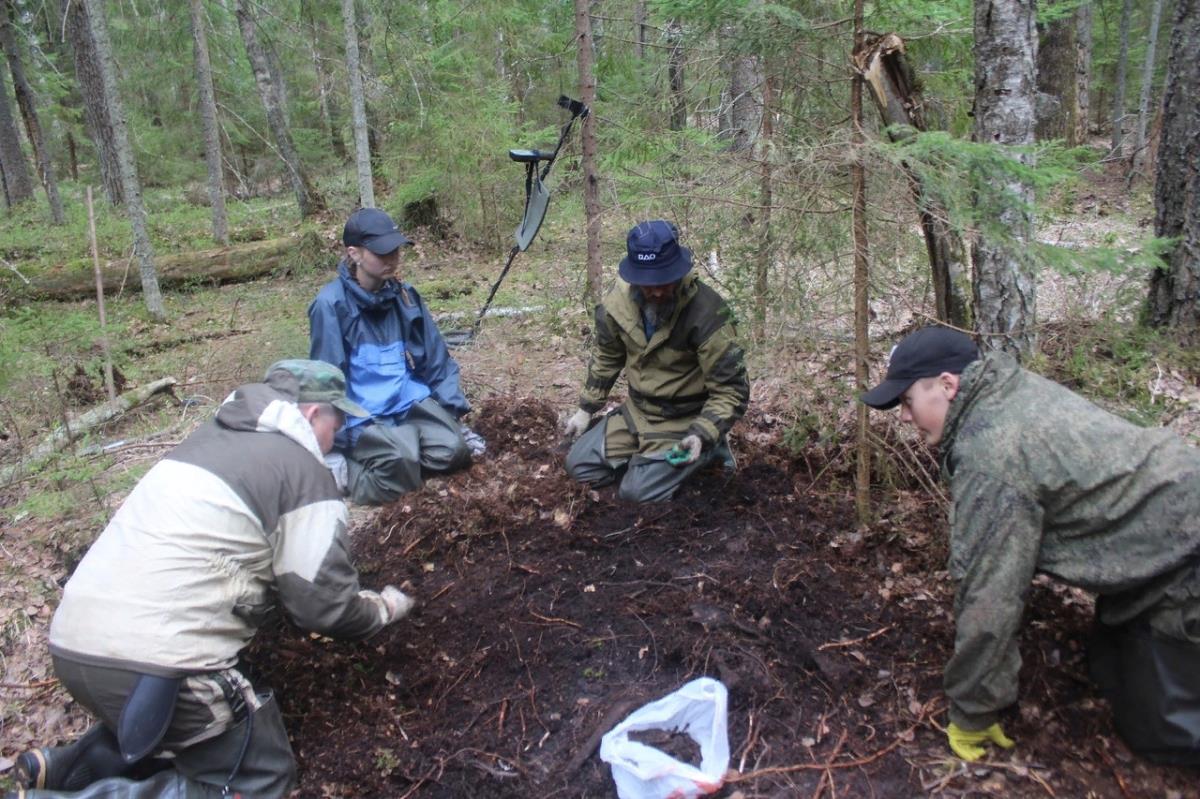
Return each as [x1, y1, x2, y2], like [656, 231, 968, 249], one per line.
[249, 397, 1198, 798]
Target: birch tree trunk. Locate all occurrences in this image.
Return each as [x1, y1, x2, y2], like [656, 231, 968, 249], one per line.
[81, 0, 164, 319]
[63, 0, 123, 206]
[972, 0, 1037, 358]
[0, 0, 63, 222]
[1111, 0, 1132, 154]
[342, 0, 374, 209]
[235, 0, 323, 218]
[1133, 0, 1165, 170]
[667, 19, 686, 131]
[1146, 0, 1200, 341]
[574, 0, 603, 303]
[189, 0, 229, 245]
[0, 55, 33, 205]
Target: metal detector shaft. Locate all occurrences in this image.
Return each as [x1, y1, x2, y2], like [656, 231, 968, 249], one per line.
[470, 244, 521, 333]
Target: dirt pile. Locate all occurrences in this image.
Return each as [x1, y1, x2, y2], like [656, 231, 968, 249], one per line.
[249, 397, 1198, 798]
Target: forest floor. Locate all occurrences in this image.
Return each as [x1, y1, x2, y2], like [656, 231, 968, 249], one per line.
[2, 162, 1199, 797]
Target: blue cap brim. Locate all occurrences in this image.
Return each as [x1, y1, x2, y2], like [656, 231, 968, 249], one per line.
[618, 245, 694, 286]
[363, 231, 413, 255]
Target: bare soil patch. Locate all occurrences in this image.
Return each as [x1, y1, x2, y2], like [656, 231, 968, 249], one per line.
[246, 396, 1198, 798]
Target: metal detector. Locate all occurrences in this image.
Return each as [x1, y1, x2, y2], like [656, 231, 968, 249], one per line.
[444, 95, 589, 347]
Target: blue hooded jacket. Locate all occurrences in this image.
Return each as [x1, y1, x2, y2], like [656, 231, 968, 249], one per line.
[309, 261, 469, 449]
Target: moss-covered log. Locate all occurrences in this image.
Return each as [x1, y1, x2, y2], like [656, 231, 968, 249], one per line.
[2, 232, 325, 303]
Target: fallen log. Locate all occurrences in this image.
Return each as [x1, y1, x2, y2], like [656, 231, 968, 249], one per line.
[1, 377, 178, 485]
[3, 232, 325, 303]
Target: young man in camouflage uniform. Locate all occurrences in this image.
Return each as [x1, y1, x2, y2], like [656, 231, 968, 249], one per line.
[10, 361, 415, 798]
[861, 326, 1200, 765]
[563, 220, 750, 502]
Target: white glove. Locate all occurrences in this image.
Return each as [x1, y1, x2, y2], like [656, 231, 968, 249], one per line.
[564, 408, 592, 440]
[461, 426, 487, 457]
[679, 434, 703, 465]
[360, 586, 415, 626]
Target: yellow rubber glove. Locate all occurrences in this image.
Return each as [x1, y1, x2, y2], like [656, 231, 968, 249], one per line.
[946, 722, 1015, 761]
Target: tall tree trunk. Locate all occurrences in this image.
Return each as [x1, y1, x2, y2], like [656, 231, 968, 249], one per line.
[973, 0, 1038, 358]
[724, 22, 759, 152]
[1133, 0, 1165, 171]
[0, 55, 33, 205]
[189, 0, 228, 245]
[1073, 1, 1092, 145]
[574, 0, 602, 304]
[342, 0, 374, 208]
[0, 0, 63, 222]
[64, 0, 123, 206]
[667, 19, 686, 131]
[856, 34, 971, 328]
[80, 0, 164, 319]
[1111, 0, 1132, 153]
[235, 0, 323, 218]
[302, 1, 345, 162]
[754, 71, 774, 339]
[1035, 1, 1077, 142]
[633, 1, 646, 60]
[852, 0, 871, 524]
[1146, 0, 1200, 341]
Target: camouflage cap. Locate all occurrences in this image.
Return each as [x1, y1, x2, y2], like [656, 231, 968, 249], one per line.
[264, 359, 370, 418]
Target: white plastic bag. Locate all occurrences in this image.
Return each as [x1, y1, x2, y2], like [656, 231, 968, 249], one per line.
[599, 678, 729, 799]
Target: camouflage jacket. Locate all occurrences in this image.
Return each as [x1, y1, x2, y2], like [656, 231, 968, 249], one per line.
[579, 272, 749, 445]
[938, 352, 1200, 729]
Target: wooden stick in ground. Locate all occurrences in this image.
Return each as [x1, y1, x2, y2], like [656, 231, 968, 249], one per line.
[87, 186, 117, 401]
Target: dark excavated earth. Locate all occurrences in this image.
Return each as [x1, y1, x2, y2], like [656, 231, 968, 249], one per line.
[249, 397, 1199, 799]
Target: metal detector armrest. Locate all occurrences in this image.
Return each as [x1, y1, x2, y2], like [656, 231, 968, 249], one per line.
[509, 149, 549, 163]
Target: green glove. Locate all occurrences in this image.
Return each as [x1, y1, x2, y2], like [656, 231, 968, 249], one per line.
[946, 722, 1015, 761]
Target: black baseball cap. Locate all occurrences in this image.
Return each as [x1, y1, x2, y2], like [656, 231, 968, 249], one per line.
[860, 326, 979, 409]
[342, 208, 413, 255]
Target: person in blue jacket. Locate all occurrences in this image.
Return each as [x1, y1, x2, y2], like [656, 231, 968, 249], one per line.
[309, 208, 482, 505]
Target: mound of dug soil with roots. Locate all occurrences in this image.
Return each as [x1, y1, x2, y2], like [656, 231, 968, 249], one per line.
[249, 397, 1198, 798]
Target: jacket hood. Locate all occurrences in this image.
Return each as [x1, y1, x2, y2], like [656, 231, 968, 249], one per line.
[336, 260, 404, 312]
[938, 351, 1021, 467]
[215, 382, 326, 463]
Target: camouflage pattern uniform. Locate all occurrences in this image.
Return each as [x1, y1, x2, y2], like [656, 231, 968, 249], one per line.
[565, 272, 749, 501]
[939, 352, 1200, 760]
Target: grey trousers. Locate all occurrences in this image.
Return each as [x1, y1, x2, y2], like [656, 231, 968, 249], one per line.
[34, 656, 297, 798]
[564, 411, 714, 503]
[346, 397, 471, 505]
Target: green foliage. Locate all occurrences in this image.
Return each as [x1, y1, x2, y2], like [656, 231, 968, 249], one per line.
[877, 129, 1170, 278]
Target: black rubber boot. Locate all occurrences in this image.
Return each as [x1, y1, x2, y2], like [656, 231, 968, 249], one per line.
[14, 725, 126, 791]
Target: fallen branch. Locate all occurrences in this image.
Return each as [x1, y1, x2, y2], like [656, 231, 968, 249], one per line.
[817, 625, 895, 651]
[1, 377, 178, 485]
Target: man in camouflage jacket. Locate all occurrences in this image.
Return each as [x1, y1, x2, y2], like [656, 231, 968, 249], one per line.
[11, 361, 414, 799]
[563, 221, 750, 502]
[862, 326, 1200, 765]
